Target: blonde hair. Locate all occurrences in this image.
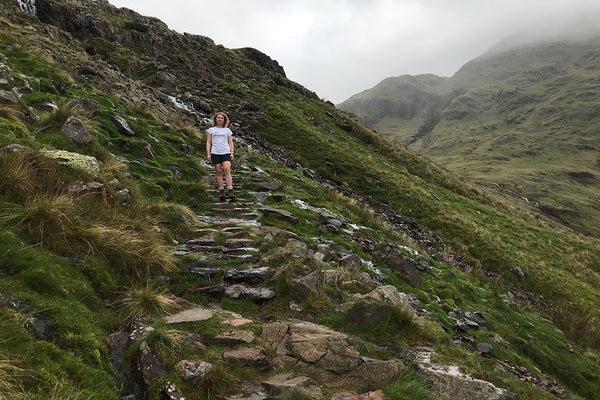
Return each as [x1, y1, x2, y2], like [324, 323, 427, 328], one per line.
[212, 112, 230, 128]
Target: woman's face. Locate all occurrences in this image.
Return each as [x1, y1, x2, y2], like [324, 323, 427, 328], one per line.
[216, 114, 225, 125]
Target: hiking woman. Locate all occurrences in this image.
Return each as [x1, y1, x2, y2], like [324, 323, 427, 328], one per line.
[206, 111, 235, 200]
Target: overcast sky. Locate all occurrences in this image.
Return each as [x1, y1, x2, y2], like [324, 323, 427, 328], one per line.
[107, 0, 600, 104]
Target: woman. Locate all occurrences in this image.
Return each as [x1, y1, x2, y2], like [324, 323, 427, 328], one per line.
[206, 112, 235, 201]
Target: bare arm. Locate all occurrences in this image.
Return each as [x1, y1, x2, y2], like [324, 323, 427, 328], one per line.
[228, 135, 234, 161]
[206, 132, 212, 161]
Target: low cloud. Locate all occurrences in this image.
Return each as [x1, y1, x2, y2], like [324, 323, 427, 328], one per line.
[109, 0, 600, 103]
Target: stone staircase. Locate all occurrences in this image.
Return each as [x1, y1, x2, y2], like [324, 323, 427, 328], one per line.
[115, 156, 520, 400]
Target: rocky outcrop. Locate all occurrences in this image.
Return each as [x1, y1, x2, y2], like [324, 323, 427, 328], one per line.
[412, 347, 517, 400]
[40, 149, 101, 177]
[261, 320, 403, 391]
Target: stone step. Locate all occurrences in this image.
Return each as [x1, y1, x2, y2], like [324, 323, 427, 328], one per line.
[184, 244, 260, 255]
[202, 217, 261, 228]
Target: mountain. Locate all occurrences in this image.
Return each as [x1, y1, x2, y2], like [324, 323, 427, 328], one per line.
[1, 1, 599, 399]
[337, 36, 600, 238]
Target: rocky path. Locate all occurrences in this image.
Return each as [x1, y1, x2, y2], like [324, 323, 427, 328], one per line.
[112, 156, 523, 400]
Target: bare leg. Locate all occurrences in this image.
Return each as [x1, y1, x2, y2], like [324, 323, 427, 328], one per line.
[215, 164, 223, 188]
[222, 161, 233, 188]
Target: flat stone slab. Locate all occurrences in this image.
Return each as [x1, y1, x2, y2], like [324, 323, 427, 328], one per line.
[214, 330, 256, 345]
[165, 308, 214, 324]
[223, 318, 254, 327]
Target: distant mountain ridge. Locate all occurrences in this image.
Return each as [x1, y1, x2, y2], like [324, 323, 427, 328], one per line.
[338, 35, 600, 236]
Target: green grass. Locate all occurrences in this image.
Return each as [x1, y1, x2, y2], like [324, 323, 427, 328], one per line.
[383, 369, 434, 400]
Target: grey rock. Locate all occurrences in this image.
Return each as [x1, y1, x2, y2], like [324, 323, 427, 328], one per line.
[224, 267, 269, 284]
[68, 98, 100, 117]
[136, 342, 167, 387]
[142, 143, 156, 159]
[162, 382, 186, 400]
[261, 207, 299, 224]
[111, 114, 136, 136]
[214, 330, 256, 345]
[224, 284, 276, 302]
[116, 188, 131, 204]
[261, 373, 323, 399]
[180, 143, 195, 154]
[67, 181, 114, 206]
[224, 238, 254, 249]
[291, 270, 322, 298]
[339, 254, 362, 272]
[257, 181, 284, 192]
[165, 308, 214, 324]
[165, 165, 182, 179]
[0, 70, 14, 89]
[223, 347, 271, 370]
[175, 360, 213, 386]
[27, 317, 54, 342]
[0, 89, 18, 104]
[513, 267, 526, 281]
[347, 302, 395, 327]
[60, 116, 92, 146]
[253, 192, 269, 204]
[476, 342, 493, 357]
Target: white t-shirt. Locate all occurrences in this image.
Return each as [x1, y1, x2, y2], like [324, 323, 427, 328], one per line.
[207, 127, 232, 155]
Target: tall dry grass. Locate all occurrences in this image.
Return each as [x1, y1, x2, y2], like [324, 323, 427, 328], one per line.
[115, 284, 180, 323]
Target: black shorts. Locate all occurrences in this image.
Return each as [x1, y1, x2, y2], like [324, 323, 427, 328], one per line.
[211, 153, 231, 165]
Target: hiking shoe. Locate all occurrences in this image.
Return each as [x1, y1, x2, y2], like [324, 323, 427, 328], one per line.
[219, 188, 226, 201]
[227, 188, 235, 200]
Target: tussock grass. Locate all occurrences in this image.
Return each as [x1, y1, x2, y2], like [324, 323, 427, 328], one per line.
[0, 194, 76, 244]
[115, 284, 180, 323]
[142, 325, 183, 356]
[0, 355, 28, 399]
[36, 101, 77, 131]
[84, 224, 176, 278]
[553, 301, 600, 348]
[0, 104, 27, 124]
[0, 150, 42, 198]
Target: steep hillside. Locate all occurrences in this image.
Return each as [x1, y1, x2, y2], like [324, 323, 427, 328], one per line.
[1, 1, 600, 400]
[338, 37, 600, 237]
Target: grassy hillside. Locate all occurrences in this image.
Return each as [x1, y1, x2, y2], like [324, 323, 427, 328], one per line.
[1, 1, 599, 399]
[338, 37, 600, 238]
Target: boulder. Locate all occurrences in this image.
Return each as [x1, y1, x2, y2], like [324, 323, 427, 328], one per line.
[291, 270, 322, 298]
[142, 143, 156, 159]
[135, 342, 167, 388]
[224, 284, 276, 302]
[347, 302, 395, 327]
[67, 181, 114, 207]
[257, 180, 284, 192]
[40, 149, 101, 177]
[165, 308, 214, 324]
[68, 98, 100, 118]
[363, 285, 417, 317]
[175, 360, 213, 386]
[340, 254, 363, 272]
[111, 114, 136, 136]
[413, 348, 516, 400]
[261, 373, 323, 399]
[0, 89, 18, 104]
[60, 116, 92, 146]
[261, 207, 299, 224]
[214, 330, 255, 346]
[162, 383, 185, 400]
[224, 267, 269, 284]
[223, 346, 271, 370]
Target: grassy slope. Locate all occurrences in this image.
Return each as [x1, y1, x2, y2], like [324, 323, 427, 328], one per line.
[250, 93, 600, 344]
[339, 39, 600, 237]
[0, 4, 599, 399]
